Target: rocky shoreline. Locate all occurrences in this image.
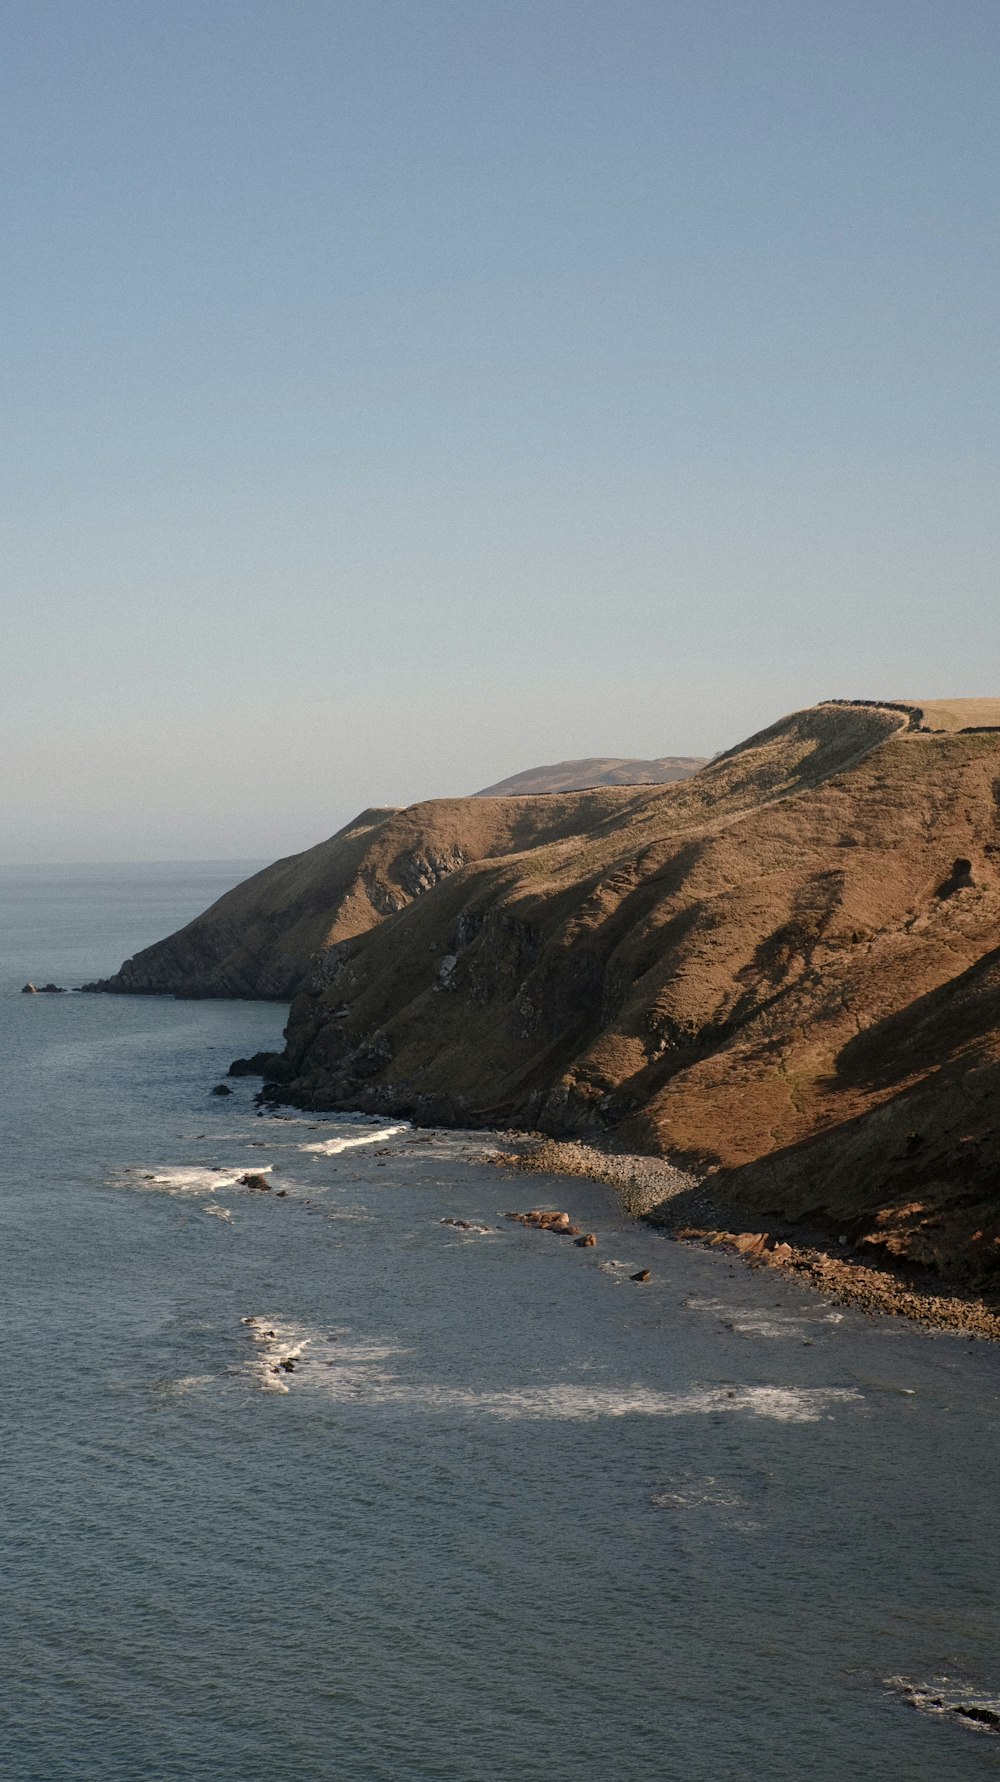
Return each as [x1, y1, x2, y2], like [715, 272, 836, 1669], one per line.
[489, 1134, 1000, 1341]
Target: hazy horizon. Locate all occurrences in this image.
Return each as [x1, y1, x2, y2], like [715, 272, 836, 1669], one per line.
[3, 1, 998, 862]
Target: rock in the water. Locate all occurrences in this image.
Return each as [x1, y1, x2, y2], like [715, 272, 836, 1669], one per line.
[575, 1233, 597, 1247]
[505, 1209, 580, 1236]
[21, 983, 38, 994]
[892, 1679, 1000, 1734]
[22, 981, 64, 994]
[631, 1268, 651, 1283]
[210, 1083, 233, 1097]
[229, 1050, 290, 1079]
[239, 1172, 271, 1191]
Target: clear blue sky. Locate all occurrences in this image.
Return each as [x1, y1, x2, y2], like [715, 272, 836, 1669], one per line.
[2, 0, 998, 860]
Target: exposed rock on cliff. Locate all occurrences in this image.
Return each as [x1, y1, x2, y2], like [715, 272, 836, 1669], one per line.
[83, 790, 651, 999]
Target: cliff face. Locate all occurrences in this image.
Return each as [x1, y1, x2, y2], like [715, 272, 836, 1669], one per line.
[84, 788, 652, 999]
[93, 697, 1000, 1285]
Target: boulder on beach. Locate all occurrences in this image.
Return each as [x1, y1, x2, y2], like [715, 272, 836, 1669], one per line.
[505, 1209, 581, 1236]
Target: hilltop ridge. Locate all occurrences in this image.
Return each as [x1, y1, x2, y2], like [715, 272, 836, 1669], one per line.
[474, 755, 707, 796]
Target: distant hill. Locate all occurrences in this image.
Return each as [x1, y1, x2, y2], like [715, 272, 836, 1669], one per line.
[87, 697, 1000, 1289]
[475, 756, 707, 795]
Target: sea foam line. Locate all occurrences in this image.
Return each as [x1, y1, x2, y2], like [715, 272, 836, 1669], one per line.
[238, 1320, 860, 1420]
[124, 1163, 273, 1195]
[298, 1124, 409, 1157]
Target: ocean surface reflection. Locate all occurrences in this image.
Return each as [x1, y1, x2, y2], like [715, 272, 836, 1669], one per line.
[1, 868, 998, 1780]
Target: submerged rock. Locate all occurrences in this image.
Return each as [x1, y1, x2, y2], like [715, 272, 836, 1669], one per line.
[891, 1678, 1000, 1734]
[210, 1083, 233, 1097]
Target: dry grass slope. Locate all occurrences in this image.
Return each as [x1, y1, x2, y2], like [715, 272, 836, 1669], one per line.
[93, 699, 1000, 1287]
[475, 756, 707, 795]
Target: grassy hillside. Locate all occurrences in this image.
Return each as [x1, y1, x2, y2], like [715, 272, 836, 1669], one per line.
[92, 698, 1000, 1285]
[474, 755, 707, 795]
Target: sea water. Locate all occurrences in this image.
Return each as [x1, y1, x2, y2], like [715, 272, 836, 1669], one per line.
[1, 865, 999, 1781]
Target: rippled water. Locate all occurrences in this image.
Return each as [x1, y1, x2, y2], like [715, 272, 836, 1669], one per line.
[2, 867, 999, 1780]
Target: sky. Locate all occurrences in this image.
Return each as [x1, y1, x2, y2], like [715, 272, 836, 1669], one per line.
[2, 0, 998, 861]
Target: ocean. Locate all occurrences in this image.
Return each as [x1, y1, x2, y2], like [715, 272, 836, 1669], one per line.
[1, 863, 999, 1780]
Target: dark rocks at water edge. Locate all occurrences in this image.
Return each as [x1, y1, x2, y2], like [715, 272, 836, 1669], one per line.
[21, 982, 66, 994]
[210, 1083, 233, 1096]
[228, 1050, 292, 1080]
[669, 1225, 1000, 1340]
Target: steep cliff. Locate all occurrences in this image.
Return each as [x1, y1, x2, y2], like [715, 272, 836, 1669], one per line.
[92, 696, 1000, 1285]
[256, 699, 1000, 1284]
[84, 788, 651, 999]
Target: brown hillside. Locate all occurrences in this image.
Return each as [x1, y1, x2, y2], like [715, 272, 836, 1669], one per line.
[475, 756, 707, 795]
[85, 787, 655, 999]
[92, 698, 1000, 1286]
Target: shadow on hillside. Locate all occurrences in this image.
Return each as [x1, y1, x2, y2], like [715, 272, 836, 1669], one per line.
[832, 944, 1000, 1093]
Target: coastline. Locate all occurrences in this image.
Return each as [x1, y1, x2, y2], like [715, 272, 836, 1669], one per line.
[489, 1133, 1000, 1342]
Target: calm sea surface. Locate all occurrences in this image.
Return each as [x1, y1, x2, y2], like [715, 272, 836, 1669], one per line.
[1, 864, 999, 1780]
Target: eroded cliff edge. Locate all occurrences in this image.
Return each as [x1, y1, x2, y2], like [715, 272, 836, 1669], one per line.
[93, 699, 1000, 1288]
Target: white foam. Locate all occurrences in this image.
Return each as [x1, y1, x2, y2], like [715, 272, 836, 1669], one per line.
[157, 1374, 216, 1396]
[240, 1317, 404, 1394]
[238, 1321, 860, 1421]
[125, 1163, 272, 1195]
[686, 1297, 830, 1339]
[649, 1476, 762, 1528]
[438, 1384, 860, 1423]
[651, 1478, 747, 1511]
[886, 1677, 1000, 1735]
[298, 1124, 410, 1157]
[203, 1204, 233, 1221]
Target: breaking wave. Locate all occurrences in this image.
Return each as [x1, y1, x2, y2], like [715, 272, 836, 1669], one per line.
[298, 1124, 410, 1157]
[120, 1163, 273, 1195]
